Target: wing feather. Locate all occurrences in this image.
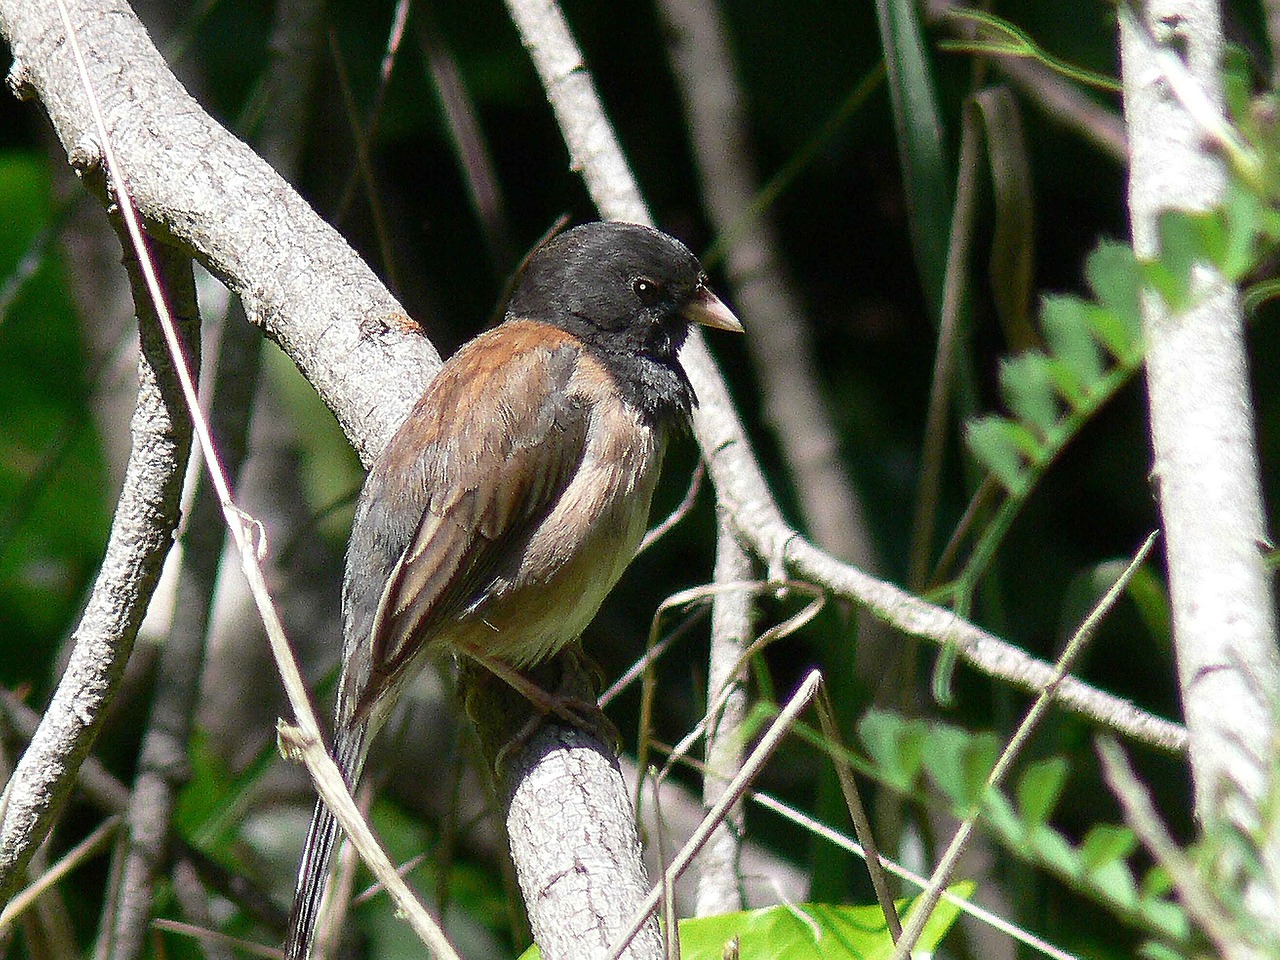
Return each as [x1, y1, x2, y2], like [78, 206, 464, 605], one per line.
[342, 322, 592, 722]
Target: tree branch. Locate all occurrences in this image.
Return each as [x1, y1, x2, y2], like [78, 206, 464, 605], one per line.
[501, 0, 1186, 758]
[0, 0, 438, 468]
[1118, 0, 1280, 923]
[0, 238, 195, 903]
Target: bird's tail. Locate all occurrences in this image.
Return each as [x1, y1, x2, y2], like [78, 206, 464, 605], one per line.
[284, 720, 368, 960]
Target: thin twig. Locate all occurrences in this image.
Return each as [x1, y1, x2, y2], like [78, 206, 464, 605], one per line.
[51, 6, 459, 957]
[0, 816, 121, 936]
[635, 580, 825, 809]
[606, 670, 823, 960]
[813, 688, 901, 940]
[636, 461, 704, 556]
[888, 533, 1158, 960]
[151, 919, 283, 960]
[1096, 738, 1241, 957]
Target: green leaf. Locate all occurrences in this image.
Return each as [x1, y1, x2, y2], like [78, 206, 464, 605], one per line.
[999, 351, 1058, 436]
[965, 416, 1031, 494]
[1079, 823, 1139, 871]
[873, 0, 952, 322]
[1044, 356, 1089, 411]
[922, 725, 997, 813]
[1087, 858, 1139, 910]
[1084, 241, 1143, 357]
[858, 709, 926, 791]
[1219, 180, 1265, 280]
[1139, 940, 1187, 960]
[1041, 294, 1106, 393]
[516, 891, 973, 960]
[1137, 894, 1191, 941]
[1140, 865, 1174, 899]
[1015, 757, 1069, 829]
[1029, 823, 1080, 879]
[1144, 209, 1209, 310]
[981, 788, 1026, 846]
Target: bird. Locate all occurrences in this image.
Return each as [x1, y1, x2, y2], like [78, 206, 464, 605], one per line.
[283, 220, 742, 960]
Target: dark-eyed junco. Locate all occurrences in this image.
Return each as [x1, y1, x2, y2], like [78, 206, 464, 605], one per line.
[284, 221, 741, 960]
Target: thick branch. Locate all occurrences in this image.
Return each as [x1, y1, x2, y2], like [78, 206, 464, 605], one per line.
[1, 0, 437, 467]
[1119, 0, 1280, 921]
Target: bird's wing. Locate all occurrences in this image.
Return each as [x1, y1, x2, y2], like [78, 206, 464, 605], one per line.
[350, 321, 594, 719]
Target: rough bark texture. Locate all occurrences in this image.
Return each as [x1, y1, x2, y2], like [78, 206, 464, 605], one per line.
[1, 0, 438, 469]
[1118, 0, 1280, 933]
[0, 241, 195, 902]
[503, 726, 662, 960]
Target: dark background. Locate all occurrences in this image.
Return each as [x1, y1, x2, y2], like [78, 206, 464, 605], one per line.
[2, 1, 1269, 957]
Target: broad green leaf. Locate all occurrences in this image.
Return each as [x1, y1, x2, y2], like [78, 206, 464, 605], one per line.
[515, 890, 973, 960]
[981, 789, 1026, 845]
[922, 725, 996, 813]
[1219, 180, 1264, 279]
[1084, 302, 1141, 367]
[1079, 824, 1139, 871]
[1084, 241, 1142, 355]
[1140, 865, 1174, 899]
[1015, 757, 1069, 829]
[1137, 895, 1191, 941]
[999, 351, 1058, 436]
[1087, 858, 1139, 910]
[1145, 209, 1209, 310]
[965, 416, 1031, 494]
[1044, 355, 1089, 410]
[1041, 294, 1106, 393]
[858, 709, 926, 791]
[1139, 940, 1187, 960]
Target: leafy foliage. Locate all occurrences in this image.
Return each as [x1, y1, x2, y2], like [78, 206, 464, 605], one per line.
[857, 710, 1190, 946]
[516, 888, 970, 960]
[963, 238, 1143, 500]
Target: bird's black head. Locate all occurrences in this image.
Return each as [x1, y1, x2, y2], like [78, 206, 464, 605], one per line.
[505, 221, 741, 424]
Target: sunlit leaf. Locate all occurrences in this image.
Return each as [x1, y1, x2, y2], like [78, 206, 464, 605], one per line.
[965, 416, 1031, 494]
[858, 709, 927, 791]
[516, 889, 973, 960]
[999, 351, 1058, 436]
[1029, 824, 1079, 879]
[1084, 242, 1143, 357]
[1041, 294, 1106, 394]
[923, 725, 996, 813]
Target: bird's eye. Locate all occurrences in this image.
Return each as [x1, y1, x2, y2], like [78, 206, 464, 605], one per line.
[632, 276, 663, 306]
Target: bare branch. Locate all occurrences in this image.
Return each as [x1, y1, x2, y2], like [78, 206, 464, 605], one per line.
[0, 0, 438, 468]
[0, 238, 195, 903]
[1119, 0, 1280, 920]
[696, 513, 753, 916]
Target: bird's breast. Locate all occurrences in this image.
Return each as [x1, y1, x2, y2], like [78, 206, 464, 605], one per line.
[453, 376, 666, 667]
